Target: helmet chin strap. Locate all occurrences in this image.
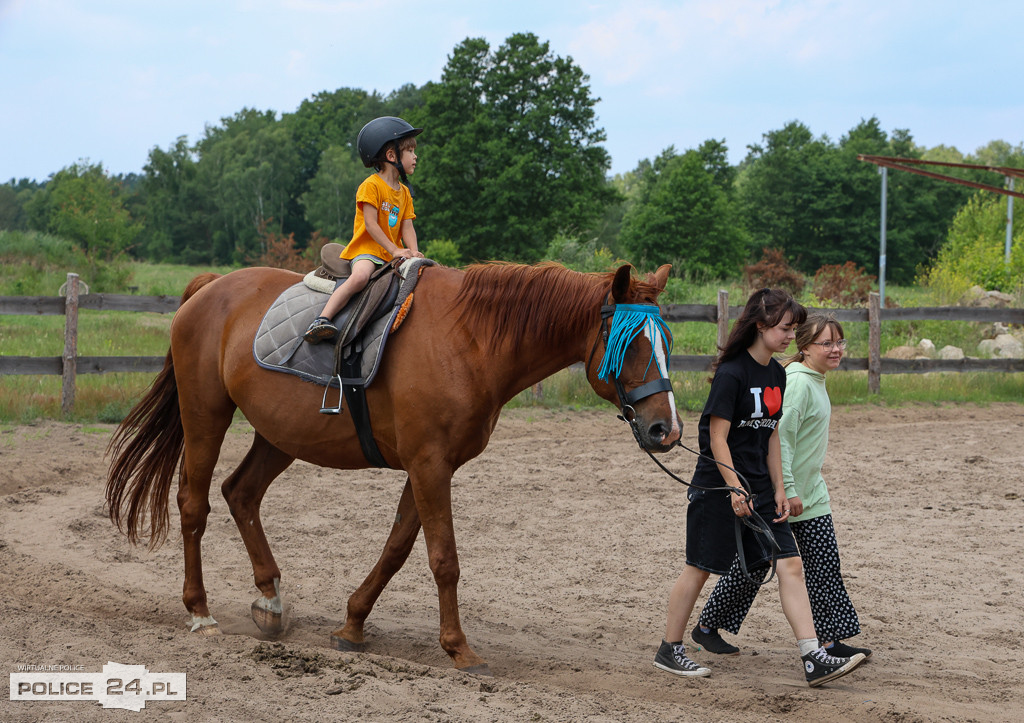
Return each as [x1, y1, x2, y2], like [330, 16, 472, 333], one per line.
[386, 143, 414, 198]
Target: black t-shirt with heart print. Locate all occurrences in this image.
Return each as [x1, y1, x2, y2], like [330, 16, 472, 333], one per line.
[692, 350, 786, 495]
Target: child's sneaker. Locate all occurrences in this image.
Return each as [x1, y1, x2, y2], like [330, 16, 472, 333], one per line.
[303, 316, 338, 344]
[829, 640, 872, 660]
[691, 625, 740, 655]
[653, 640, 711, 678]
[802, 647, 866, 687]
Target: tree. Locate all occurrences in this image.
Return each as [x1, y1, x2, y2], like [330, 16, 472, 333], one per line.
[300, 145, 365, 240]
[737, 118, 971, 284]
[411, 33, 616, 262]
[737, 120, 830, 271]
[139, 136, 214, 262]
[0, 183, 26, 230]
[195, 109, 300, 262]
[620, 148, 748, 277]
[33, 162, 141, 260]
[284, 87, 386, 188]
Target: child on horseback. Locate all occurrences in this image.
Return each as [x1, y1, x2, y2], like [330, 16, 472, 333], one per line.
[304, 116, 425, 344]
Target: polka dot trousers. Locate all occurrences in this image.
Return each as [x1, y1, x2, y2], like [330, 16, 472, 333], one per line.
[697, 514, 862, 642]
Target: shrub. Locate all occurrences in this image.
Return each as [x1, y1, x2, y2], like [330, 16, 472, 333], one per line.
[813, 261, 876, 306]
[247, 221, 313, 273]
[0, 229, 133, 293]
[422, 238, 462, 267]
[545, 234, 618, 273]
[743, 247, 805, 294]
[918, 193, 1024, 302]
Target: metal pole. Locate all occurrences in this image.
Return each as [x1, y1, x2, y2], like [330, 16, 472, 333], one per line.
[868, 292, 881, 394]
[1007, 177, 1015, 265]
[879, 167, 887, 308]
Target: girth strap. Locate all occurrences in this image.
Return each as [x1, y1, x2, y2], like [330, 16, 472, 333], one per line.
[341, 349, 392, 469]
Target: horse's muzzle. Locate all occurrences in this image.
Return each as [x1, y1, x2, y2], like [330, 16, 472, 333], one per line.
[635, 413, 682, 453]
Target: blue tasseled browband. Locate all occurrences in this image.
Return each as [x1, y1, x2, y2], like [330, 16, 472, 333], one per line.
[596, 304, 673, 381]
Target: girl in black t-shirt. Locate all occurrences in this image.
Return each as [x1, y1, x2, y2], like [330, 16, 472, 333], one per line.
[652, 289, 867, 687]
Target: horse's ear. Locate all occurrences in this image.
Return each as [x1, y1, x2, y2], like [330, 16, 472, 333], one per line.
[611, 264, 633, 302]
[649, 264, 671, 292]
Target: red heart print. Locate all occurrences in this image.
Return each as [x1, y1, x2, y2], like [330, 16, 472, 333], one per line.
[763, 386, 782, 416]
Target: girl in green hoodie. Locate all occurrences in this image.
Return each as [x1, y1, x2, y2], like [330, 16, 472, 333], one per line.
[692, 314, 872, 661]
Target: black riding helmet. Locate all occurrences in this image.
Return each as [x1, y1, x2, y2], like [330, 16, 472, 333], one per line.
[357, 116, 423, 196]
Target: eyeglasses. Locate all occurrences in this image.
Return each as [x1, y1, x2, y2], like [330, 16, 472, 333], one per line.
[810, 340, 847, 351]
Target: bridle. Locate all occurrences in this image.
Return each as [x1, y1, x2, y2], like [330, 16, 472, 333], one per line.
[589, 295, 781, 587]
[588, 299, 674, 423]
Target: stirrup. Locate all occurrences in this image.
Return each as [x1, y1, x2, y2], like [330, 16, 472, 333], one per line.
[320, 374, 343, 415]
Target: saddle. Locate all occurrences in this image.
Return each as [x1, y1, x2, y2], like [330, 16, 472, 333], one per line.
[253, 254, 434, 466]
[254, 252, 430, 383]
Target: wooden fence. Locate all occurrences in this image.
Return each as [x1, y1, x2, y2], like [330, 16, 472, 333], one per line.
[2, 274, 1023, 413]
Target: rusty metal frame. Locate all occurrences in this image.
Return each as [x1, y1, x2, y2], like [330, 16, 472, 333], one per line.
[857, 154, 1024, 199]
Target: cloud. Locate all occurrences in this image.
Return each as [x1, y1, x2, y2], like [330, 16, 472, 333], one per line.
[569, 0, 883, 92]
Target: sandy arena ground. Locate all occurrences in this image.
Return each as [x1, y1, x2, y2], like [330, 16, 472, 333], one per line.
[2, 403, 1023, 722]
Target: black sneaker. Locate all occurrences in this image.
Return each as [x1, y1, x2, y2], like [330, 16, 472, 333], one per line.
[653, 640, 711, 678]
[829, 640, 872, 660]
[691, 626, 739, 655]
[303, 316, 338, 344]
[802, 647, 866, 687]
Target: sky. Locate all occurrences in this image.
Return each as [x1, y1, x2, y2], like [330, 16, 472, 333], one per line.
[2, 0, 1023, 183]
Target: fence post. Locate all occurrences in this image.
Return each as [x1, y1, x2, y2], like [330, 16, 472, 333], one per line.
[868, 291, 881, 394]
[716, 290, 729, 352]
[61, 273, 79, 415]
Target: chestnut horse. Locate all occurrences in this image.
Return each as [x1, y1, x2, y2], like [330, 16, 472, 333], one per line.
[105, 261, 681, 675]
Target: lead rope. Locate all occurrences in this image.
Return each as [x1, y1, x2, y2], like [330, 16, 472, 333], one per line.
[593, 295, 779, 586]
[618, 412, 780, 587]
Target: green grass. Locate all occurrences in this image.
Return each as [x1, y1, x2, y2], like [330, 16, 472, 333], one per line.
[0, 374, 158, 424]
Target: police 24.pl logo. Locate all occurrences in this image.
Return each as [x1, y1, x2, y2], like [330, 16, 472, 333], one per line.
[10, 661, 186, 711]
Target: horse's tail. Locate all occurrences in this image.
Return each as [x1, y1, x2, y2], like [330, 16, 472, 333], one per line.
[105, 272, 221, 549]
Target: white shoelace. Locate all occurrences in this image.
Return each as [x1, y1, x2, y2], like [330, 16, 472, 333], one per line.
[672, 644, 702, 670]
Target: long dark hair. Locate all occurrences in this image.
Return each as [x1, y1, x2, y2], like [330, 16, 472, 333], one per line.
[712, 288, 806, 375]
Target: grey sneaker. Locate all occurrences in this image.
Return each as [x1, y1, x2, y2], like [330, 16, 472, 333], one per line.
[802, 647, 866, 687]
[691, 625, 740, 655]
[303, 316, 338, 344]
[653, 640, 711, 678]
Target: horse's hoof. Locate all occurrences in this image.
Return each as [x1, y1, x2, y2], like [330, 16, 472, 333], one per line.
[189, 615, 222, 635]
[330, 634, 365, 652]
[251, 600, 285, 635]
[194, 624, 223, 636]
[458, 663, 492, 676]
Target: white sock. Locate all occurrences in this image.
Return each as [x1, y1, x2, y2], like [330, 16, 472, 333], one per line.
[798, 638, 820, 656]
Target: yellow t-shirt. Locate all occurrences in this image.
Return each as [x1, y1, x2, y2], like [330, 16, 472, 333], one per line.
[340, 173, 416, 262]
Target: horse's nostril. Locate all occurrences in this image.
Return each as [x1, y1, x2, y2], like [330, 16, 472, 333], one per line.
[648, 423, 668, 441]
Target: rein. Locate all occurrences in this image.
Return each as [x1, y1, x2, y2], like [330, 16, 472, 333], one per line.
[629, 431, 780, 587]
[592, 298, 780, 587]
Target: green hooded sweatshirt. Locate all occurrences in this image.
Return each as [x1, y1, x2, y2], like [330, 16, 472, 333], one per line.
[779, 361, 832, 522]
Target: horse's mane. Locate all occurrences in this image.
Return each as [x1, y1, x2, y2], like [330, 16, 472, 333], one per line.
[451, 261, 662, 353]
